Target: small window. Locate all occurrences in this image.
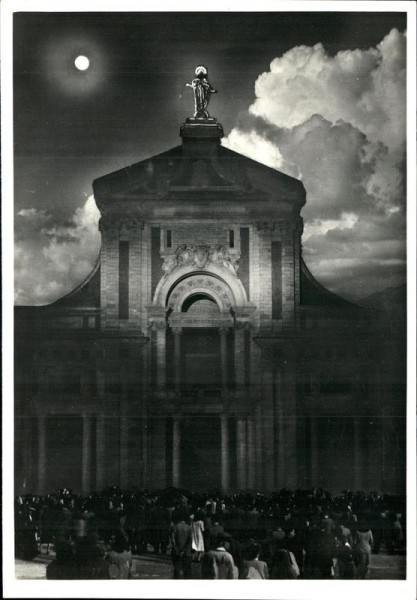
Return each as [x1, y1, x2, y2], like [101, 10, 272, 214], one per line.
[229, 230, 235, 248]
[166, 230, 172, 248]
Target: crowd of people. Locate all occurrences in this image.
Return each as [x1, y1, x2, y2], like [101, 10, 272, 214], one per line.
[15, 486, 405, 579]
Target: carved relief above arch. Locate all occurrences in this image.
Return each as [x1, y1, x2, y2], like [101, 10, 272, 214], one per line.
[153, 263, 248, 309]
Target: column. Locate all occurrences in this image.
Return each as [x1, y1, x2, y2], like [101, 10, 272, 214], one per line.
[82, 413, 92, 495]
[141, 350, 149, 488]
[236, 417, 247, 489]
[172, 417, 181, 487]
[275, 370, 285, 489]
[156, 327, 166, 388]
[282, 349, 298, 488]
[234, 327, 245, 387]
[22, 415, 33, 492]
[119, 368, 129, 488]
[97, 368, 106, 402]
[353, 416, 363, 491]
[220, 328, 228, 389]
[173, 328, 182, 388]
[119, 414, 129, 488]
[256, 223, 273, 320]
[142, 415, 149, 488]
[96, 413, 105, 491]
[37, 415, 46, 495]
[129, 225, 143, 328]
[221, 415, 230, 492]
[310, 416, 319, 487]
[246, 417, 255, 489]
[151, 416, 166, 487]
[255, 404, 263, 488]
[262, 359, 275, 490]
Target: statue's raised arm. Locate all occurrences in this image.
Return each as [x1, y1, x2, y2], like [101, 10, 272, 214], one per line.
[186, 65, 217, 119]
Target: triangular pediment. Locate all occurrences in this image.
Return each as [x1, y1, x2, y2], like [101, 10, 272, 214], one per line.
[93, 134, 305, 208]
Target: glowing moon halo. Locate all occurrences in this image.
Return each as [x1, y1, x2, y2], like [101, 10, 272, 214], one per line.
[74, 55, 89, 71]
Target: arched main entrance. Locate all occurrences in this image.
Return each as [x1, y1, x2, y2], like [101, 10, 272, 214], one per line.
[149, 266, 254, 491]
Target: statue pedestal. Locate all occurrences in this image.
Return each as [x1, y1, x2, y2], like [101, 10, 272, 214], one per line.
[186, 117, 217, 124]
[180, 118, 224, 141]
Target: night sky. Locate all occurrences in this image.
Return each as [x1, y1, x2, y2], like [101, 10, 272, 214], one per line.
[13, 11, 407, 305]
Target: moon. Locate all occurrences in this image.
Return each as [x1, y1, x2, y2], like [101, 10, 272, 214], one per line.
[74, 55, 89, 71]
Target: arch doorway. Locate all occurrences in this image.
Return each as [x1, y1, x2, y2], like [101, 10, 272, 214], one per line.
[181, 293, 219, 314]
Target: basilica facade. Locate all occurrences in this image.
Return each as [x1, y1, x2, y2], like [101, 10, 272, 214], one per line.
[14, 116, 406, 496]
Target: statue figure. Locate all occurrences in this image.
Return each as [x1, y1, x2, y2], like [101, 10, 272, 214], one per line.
[162, 254, 178, 275]
[192, 244, 209, 269]
[176, 245, 193, 266]
[209, 245, 239, 275]
[186, 65, 217, 118]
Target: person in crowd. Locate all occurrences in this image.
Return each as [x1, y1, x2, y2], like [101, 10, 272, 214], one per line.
[270, 524, 287, 551]
[210, 517, 225, 540]
[169, 508, 192, 579]
[240, 541, 269, 579]
[319, 508, 335, 534]
[336, 536, 355, 579]
[385, 511, 403, 554]
[368, 508, 384, 554]
[15, 497, 38, 560]
[105, 532, 133, 579]
[224, 532, 243, 574]
[201, 505, 213, 551]
[46, 540, 77, 579]
[284, 527, 305, 577]
[270, 548, 299, 579]
[15, 485, 405, 580]
[202, 534, 238, 579]
[336, 520, 353, 548]
[353, 521, 373, 579]
[75, 534, 112, 579]
[191, 509, 205, 561]
[315, 527, 337, 579]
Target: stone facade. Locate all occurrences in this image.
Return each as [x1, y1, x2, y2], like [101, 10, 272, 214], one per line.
[14, 117, 406, 495]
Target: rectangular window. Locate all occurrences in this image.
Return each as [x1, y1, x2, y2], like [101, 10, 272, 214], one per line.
[239, 228, 250, 299]
[151, 227, 162, 296]
[166, 230, 172, 248]
[229, 230, 235, 248]
[271, 241, 282, 319]
[119, 241, 129, 319]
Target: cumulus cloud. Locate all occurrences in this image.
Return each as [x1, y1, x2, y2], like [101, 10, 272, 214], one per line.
[15, 195, 101, 305]
[223, 28, 406, 299]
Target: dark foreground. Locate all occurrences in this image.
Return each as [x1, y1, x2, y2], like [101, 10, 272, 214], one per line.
[16, 550, 406, 580]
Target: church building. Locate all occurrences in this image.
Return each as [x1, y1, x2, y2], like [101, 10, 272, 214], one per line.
[14, 108, 406, 496]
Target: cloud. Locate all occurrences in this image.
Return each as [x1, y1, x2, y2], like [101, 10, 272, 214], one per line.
[15, 195, 101, 305]
[223, 29, 406, 299]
